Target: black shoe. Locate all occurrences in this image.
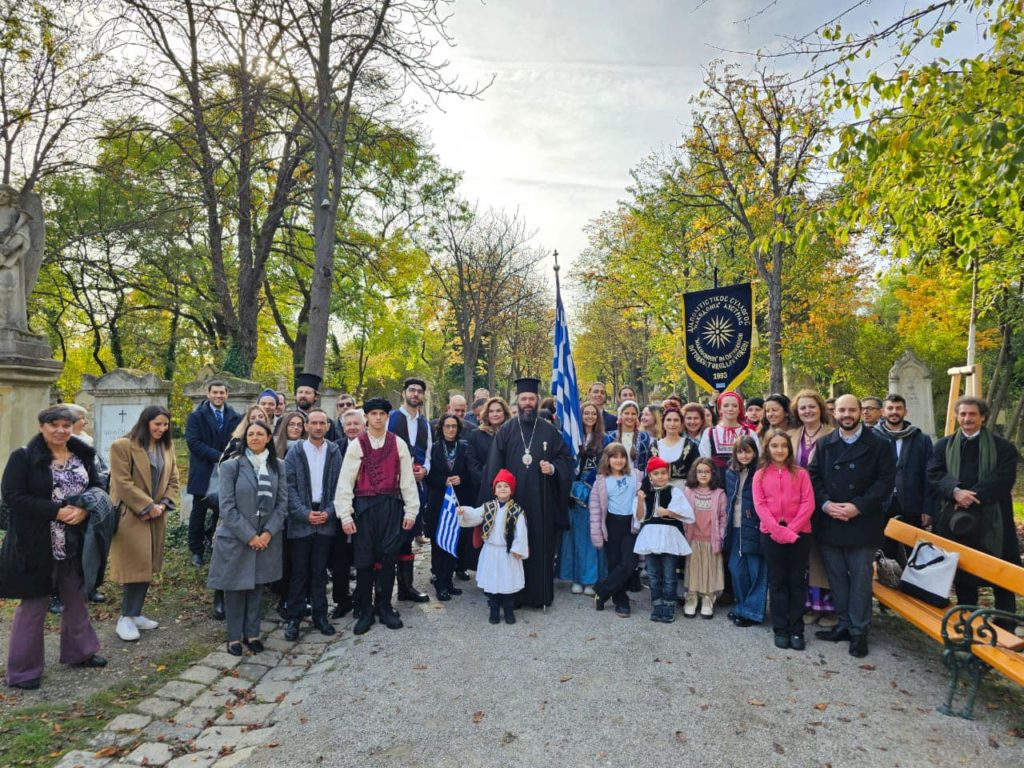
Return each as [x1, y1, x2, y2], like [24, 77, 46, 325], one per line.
[774, 634, 791, 649]
[8, 678, 40, 690]
[732, 616, 757, 627]
[353, 613, 375, 635]
[448, 585, 463, 596]
[614, 605, 631, 617]
[397, 562, 430, 603]
[815, 627, 852, 643]
[849, 635, 869, 658]
[594, 594, 608, 612]
[331, 602, 352, 619]
[504, 610, 516, 625]
[48, 596, 62, 615]
[436, 589, 452, 602]
[489, 604, 500, 624]
[790, 634, 806, 651]
[313, 617, 336, 636]
[226, 642, 244, 657]
[213, 592, 225, 621]
[191, 553, 204, 567]
[456, 570, 471, 581]
[379, 606, 403, 630]
[284, 620, 301, 642]
[243, 638, 264, 654]
[88, 590, 106, 603]
[74, 654, 108, 668]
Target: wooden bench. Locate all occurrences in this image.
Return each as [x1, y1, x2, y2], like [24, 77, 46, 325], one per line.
[873, 518, 1024, 718]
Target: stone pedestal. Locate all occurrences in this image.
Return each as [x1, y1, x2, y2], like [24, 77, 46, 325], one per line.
[0, 356, 64, 476]
[77, 369, 172, 461]
[888, 350, 936, 438]
[183, 366, 261, 416]
[319, 387, 340, 418]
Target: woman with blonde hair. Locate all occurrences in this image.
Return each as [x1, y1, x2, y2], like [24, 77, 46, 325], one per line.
[222, 405, 270, 461]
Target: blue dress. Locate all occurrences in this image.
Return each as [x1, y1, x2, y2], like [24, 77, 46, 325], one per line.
[557, 435, 611, 585]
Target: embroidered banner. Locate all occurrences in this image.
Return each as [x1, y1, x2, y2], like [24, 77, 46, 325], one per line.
[682, 282, 756, 394]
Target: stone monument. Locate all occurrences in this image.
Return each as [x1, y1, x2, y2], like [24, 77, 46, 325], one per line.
[0, 184, 63, 472]
[76, 369, 172, 461]
[888, 350, 936, 438]
[183, 365, 262, 415]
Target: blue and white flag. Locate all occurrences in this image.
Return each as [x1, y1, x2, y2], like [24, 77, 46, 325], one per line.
[552, 279, 584, 460]
[436, 485, 461, 558]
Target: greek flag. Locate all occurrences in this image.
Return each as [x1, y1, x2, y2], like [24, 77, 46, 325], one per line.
[436, 485, 461, 558]
[552, 279, 583, 460]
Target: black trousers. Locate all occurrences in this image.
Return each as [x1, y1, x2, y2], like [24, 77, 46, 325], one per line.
[595, 515, 637, 609]
[331, 534, 354, 606]
[355, 558, 396, 613]
[288, 534, 334, 620]
[188, 496, 219, 556]
[762, 532, 812, 637]
[425, 508, 458, 591]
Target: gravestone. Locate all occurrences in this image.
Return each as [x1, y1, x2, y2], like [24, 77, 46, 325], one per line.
[77, 369, 172, 461]
[0, 185, 63, 474]
[888, 350, 936, 438]
[183, 366, 262, 415]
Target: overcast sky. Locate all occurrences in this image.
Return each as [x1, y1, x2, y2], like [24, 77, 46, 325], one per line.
[419, 0, 984, 277]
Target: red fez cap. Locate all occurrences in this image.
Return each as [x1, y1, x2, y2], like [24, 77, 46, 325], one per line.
[493, 468, 516, 495]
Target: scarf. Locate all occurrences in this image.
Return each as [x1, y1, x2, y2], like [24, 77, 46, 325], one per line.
[480, 499, 524, 553]
[245, 449, 275, 526]
[942, 428, 1001, 555]
[875, 420, 919, 442]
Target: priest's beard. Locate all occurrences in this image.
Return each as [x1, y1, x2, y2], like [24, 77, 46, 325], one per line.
[519, 407, 537, 424]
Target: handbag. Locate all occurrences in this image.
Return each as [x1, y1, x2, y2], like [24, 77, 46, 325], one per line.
[203, 462, 221, 511]
[570, 479, 592, 506]
[874, 549, 903, 588]
[898, 540, 959, 608]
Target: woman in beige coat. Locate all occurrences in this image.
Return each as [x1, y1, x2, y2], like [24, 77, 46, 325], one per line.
[109, 406, 179, 642]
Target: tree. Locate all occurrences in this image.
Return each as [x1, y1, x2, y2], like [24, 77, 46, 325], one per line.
[673, 64, 829, 393]
[264, 0, 484, 379]
[427, 200, 546, 397]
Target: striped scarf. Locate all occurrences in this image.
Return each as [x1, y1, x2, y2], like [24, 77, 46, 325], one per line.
[245, 449, 274, 526]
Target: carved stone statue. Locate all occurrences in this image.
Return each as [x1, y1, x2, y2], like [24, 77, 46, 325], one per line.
[0, 183, 44, 331]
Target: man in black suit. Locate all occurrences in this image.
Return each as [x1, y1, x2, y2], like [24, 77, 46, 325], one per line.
[809, 394, 895, 657]
[927, 396, 1020, 621]
[184, 380, 241, 566]
[587, 382, 618, 432]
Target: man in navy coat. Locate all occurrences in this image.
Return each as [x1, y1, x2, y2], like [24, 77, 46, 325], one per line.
[185, 380, 241, 566]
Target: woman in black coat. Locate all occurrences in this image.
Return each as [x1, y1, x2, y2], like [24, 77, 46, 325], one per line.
[0, 406, 108, 689]
[425, 415, 474, 601]
[464, 397, 511, 572]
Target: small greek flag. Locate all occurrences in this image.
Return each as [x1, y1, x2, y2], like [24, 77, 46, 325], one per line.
[436, 485, 461, 558]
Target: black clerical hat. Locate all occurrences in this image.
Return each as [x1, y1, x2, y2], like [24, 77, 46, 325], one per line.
[363, 396, 392, 414]
[295, 372, 322, 392]
[515, 377, 541, 395]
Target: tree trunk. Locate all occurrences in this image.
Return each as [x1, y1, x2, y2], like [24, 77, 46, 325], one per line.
[486, 334, 498, 394]
[463, 336, 480, 400]
[766, 269, 784, 395]
[163, 307, 179, 382]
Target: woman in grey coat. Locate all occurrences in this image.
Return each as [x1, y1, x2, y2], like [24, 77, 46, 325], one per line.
[207, 421, 287, 656]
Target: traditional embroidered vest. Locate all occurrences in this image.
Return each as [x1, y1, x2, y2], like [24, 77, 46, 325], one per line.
[354, 431, 400, 497]
[388, 409, 429, 466]
[668, 440, 697, 484]
[480, 499, 524, 552]
[639, 484, 684, 534]
[707, 425, 752, 470]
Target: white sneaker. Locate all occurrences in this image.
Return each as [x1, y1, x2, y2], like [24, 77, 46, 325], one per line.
[583, 585, 596, 597]
[116, 616, 140, 641]
[570, 583, 583, 595]
[133, 615, 159, 631]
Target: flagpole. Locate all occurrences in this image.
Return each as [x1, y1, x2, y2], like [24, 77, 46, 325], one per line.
[553, 249, 561, 295]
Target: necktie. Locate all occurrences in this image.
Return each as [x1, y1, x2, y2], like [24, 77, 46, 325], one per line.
[215, 408, 223, 429]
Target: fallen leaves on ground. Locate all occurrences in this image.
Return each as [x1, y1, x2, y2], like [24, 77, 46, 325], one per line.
[559, 676, 572, 683]
[749, 699, 766, 707]
[675, 731, 687, 744]
[773, 743, 785, 754]
[471, 711, 485, 723]
[814, 702, 828, 711]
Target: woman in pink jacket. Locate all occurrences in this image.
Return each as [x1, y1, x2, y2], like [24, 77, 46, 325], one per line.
[753, 429, 815, 651]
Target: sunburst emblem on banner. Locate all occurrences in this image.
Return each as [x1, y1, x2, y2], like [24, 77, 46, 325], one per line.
[701, 315, 735, 349]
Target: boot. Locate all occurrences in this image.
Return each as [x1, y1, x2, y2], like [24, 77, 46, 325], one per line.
[378, 604, 404, 630]
[284, 619, 301, 642]
[488, 594, 500, 625]
[396, 559, 430, 603]
[682, 593, 698, 618]
[502, 595, 516, 625]
[700, 593, 715, 619]
[212, 590, 225, 621]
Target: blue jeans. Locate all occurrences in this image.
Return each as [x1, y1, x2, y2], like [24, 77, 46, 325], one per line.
[646, 553, 679, 606]
[727, 530, 767, 622]
[558, 502, 607, 585]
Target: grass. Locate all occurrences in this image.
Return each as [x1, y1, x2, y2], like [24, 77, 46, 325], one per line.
[0, 637, 211, 767]
[0, 531, 219, 766]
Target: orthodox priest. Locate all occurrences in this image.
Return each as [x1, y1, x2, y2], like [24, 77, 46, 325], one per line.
[483, 378, 573, 608]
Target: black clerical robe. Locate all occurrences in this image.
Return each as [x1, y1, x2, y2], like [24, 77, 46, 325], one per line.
[483, 416, 573, 607]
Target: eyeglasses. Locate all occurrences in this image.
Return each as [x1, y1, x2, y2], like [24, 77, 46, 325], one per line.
[338, 401, 354, 408]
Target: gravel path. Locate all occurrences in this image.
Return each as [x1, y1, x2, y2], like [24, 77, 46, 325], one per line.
[246, 576, 1024, 768]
